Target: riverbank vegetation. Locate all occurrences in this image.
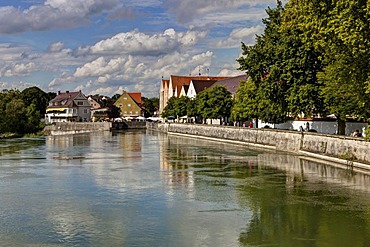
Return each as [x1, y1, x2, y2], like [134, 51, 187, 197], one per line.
[0, 87, 54, 138]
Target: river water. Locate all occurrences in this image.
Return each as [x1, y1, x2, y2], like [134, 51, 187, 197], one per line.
[0, 130, 370, 246]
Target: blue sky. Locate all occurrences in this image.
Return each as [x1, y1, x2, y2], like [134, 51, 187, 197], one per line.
[0, 0, 277, 98]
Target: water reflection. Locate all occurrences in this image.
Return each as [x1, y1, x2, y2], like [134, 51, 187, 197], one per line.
[1, 131, 370, 246]
[161, 134, 370, 247]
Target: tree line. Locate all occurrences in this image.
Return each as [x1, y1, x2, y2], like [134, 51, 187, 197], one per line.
[0, 87, 159, 137]
[163, 1, 370, 135]
[0, 87, 55, 137]
[235, 0, 370, 135]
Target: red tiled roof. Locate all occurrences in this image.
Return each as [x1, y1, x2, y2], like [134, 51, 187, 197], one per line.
[128, 92, 142, 104]
[170, 75, 230, 96]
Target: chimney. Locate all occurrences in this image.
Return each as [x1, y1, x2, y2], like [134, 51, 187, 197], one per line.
[66, 90, 69, 93]
[58, 91, 61, 95]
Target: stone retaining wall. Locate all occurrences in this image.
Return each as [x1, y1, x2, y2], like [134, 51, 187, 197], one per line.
[147, 122, 370, 166]
[43, 122, 112, 136]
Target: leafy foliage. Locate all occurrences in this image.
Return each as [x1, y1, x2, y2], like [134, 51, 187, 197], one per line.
[236, 0, 370, 134]
[0, 88, 49, 136]
[232, 79, 258, 121]
[141, 97, 159, 117]
[162, 96, 191, 119]
[196, 85, 233, 122]
[20, 86, 49, 117]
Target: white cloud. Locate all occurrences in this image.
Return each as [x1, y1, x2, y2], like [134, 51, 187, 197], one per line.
[48, 48, 215, 98]
[216, 25, 264, 48]
[0, 80, 37, 91]
[48, 41, 65, 52]
[3, 63, 36, 77]
[48, 73, 76, 89]
[164, 0, 276, 25]
[89, 28, 207, 56]
[88, 86, 116, 96]
[0, 44, 30, 61]
[0, 0, 133, 33]
[74, 57, 126, 78]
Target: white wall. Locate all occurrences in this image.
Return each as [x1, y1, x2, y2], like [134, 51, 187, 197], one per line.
[259, 119, 368, 136]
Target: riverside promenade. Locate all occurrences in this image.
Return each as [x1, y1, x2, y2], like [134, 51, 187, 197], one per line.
[147, 122, 370, 172]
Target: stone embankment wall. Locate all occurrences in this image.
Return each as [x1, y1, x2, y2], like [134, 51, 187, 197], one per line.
[147, 122, 370, 168]
[112, 121, 146, 130]
[43, 122, 112, 136]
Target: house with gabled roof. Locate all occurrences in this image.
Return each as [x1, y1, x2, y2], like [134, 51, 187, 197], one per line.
[179, 85, 189, 97]
[88, 96, 101, 110]
[114, 91, 143, 118]
[45, 90, 91, 123]
[159, 75, 230, 113]
[187, 80, 217, 99]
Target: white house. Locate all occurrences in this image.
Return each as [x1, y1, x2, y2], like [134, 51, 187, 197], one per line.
[45, 91, 91, 123]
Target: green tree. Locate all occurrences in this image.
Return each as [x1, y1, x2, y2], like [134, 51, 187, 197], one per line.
[238, 1, 324, 124]
[141, 97, 159, 117]
[237, 2, 288, 124]
[161, 97, 178, 119]
[231, 79, 259, 125]
[196, 85, 233, 124]
[284, 0, 370, 134]
[162, 96, 190, 119]
[26, 103, 41, 133]
[0, 90, 21, 134]
[186, 99, 198, 119]
[21, 86, 49, 117]
[4, 99, 28, 134]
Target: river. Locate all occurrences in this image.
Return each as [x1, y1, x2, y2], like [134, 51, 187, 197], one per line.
[0, 130, 370, 246]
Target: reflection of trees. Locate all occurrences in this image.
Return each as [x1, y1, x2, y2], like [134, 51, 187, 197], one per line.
[162, 135, 259, 202]
[162, 135, 370, 246]
[0, 138, 45, 157]
[237, 154, 370, 247]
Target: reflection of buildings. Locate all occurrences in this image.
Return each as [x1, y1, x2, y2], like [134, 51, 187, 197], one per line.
[159, 133, 370, 197]
[47, 131, 148, 194]
[158, 132, 195, 196]
[158, 134, 260, 200]
[258, 153, 370, 193]
[117, 131, 143, 152]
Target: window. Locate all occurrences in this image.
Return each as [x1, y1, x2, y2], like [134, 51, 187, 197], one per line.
[119, 104, 123, 107]
[127, 103, 131, 107]
[84, 109, 88, 114]
[77, 101, 83, 105]
[123, 97, 127, 100]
